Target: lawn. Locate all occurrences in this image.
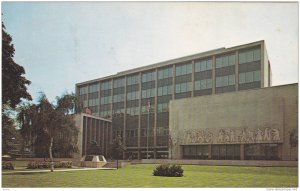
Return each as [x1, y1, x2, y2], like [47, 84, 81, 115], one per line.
[2, 164, 298, 187]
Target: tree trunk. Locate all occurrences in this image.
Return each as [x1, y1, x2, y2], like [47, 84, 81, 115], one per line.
[49, 137, 54, 172]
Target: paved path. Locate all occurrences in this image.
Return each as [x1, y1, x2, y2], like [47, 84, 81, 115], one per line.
[2, 167, 117, 174]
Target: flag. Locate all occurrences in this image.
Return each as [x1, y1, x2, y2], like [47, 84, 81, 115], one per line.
[147, 99, 151, 111]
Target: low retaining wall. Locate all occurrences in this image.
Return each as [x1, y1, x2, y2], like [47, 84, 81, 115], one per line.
[136, 159, 298, 167]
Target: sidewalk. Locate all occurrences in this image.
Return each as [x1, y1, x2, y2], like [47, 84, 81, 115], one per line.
[2, 167, 117, 174]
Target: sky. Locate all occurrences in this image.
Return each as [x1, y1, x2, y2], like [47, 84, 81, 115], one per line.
[2, 2, 298, 103]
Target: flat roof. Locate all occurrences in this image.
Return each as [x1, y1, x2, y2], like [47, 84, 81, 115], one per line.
[76, 40, 264, 86]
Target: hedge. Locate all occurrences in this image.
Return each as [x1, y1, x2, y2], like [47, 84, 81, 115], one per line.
[153, 164, 184, 177]
[2, 162, 14, 170]
[27, 161, 72, 169]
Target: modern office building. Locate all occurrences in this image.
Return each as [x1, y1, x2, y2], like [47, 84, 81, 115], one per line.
[76, 40, 273, 159]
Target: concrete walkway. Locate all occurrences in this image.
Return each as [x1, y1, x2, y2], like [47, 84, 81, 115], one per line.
[2, 167, 117, 174]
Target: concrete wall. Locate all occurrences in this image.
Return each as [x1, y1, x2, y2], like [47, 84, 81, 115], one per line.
[169, 84, 298, 160]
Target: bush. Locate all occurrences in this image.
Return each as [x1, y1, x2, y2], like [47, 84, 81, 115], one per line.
[27, 161, 72, 169]
[2, 162, 14, 170]
[153, 164, 183, 177]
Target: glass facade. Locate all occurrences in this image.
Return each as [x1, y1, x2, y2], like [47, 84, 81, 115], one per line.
[238, 47, 261, 90]
[77, 42, 266, 159]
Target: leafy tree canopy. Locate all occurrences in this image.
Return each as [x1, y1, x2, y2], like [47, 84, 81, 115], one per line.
[2, 22, 32, 109]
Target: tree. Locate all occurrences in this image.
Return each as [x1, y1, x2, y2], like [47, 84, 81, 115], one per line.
[2, 22, 31, 109]
[109, 135, 126, 160]
[2, 22, 31, 156]
[17, 92, 79, 172]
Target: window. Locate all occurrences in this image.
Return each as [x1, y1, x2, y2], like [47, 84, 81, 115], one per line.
[216, 54, 235, 68]
[195, 79, 212, 90]
[212, 144, 240, 160]
[158, 67, 173, 79]
[127, 74, 139, 85]
[141, 105, 154, 114]
[126, 107, 139, 115]
[88, 83, 99, 93]
[88, 99, 99, 106]
[176, 63, 192, 76]
[142, 71, 156, 82]
[175, 82, 192, 93]
[216, 75, 235, 87]
[127, 91, 140, 101]
[239, 70, 261, 84]
[101, 81, 111, 90]
[100, 96, 111, 104]
[183, 145, 209, 159]
[195, 58, 212, 72]
[142, 88, 156, 98]
[157, 103, 169, 113]
[79, 86, 88, 95]
[239, 47, 261, 64]
[245, 144, 278, 160]
[113, 78, 125, 88]
[113, 94, 124, 102]
[158, 85, 173, 96]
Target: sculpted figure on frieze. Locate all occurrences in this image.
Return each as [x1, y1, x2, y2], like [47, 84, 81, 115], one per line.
[264, 128, 271, 141]
[256, 128, 263, 142]
[272, 129, 280, 141]
[230, 130, 235, 142]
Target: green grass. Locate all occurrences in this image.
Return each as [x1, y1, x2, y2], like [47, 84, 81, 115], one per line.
[2, 164, 298, 187]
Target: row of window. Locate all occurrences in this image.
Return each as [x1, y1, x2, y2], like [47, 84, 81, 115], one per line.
[142, 71, 156, 82]
[216, 75, 235, 88]
[195, 59, 212, 72]
[114, 128, 169, 139]
[84, 47, 261, 92]
[127, 107, 140, 116]
[239, 48, 261, 64]
[158, 67, 173, 79]
[113, 94, 125, 103]
[79, 86, 88, 95]
[98, 72, 260, 107]
[195, 79, 212, 90]
[239, 70, 261, 84]
[216, 54, 235, 68]
[127, 74, 140, 85]
[157, 103, 169, 113]
[175, 82, 192, 93]
[158, 85, 173, 96]
[89, 83, 99, 93]
[101, 96, 111, 104]
[127, 91, 140, 101]
[182, 143, 278, 160]
[176, 63, 192, 76]
[114, 78, 125, 88]
[88, 99, 99, 106]
[142, 88, 156, 98]
[101, 81, 111, 90]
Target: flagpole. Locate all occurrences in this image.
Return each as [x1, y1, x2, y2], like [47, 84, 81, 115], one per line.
[147, 99, 150, 159]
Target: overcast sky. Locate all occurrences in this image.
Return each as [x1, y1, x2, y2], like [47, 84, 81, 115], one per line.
[2, 2, 298, 103]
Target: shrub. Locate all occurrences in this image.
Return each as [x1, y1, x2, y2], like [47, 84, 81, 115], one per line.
[2, 162, 14, 170]
[27, 161, 72, 169]
[153, 164, 183, 177]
